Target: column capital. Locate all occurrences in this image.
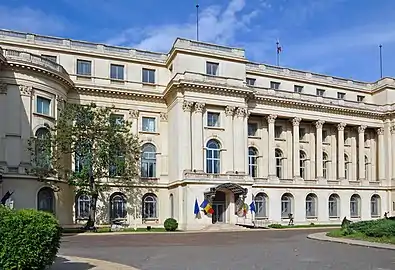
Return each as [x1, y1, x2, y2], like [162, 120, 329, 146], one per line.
[337, 122, 347, 131]
[291, 117, 302, 126]
[160, 112, 168, 122]
[267, 114, 277, 124]
[0, 82, 7, 95]
[19, 85, 33, 96]
[128, 109, 139, 119]
[194, 102, 205, 113]
[225, 106, 236, 116]
[358, 125, 367, 133]
[391, 125, 395, 134]
[235, 107, 247, 118]
[182, 100, 194, 112]
[315, 120, 325, 129]
[377, 127, 385, 135]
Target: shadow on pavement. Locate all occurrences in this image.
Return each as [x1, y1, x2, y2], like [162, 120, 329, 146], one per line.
[50, 256, 95, 270]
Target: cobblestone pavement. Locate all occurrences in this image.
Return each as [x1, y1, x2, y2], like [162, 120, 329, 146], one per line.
[60, 229, 395, 270]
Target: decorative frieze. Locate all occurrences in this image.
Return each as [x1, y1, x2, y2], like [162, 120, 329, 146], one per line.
[182, 100, 193, 112]
[128, 109, 139, 119]
[160, 112, 168, 122]
[225, 106, 235, 116]
[19, 85, 33, 96]
[194, 102, 205, 113]
[0, 82, 7, 95]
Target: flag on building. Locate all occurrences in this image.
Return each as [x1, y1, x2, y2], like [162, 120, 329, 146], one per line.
[243, 203, 248, 216]
[194, 198, 200, 215]
[200, 199, 214, 214]
[249, 201, 256, 213]
[276, 39, 282, 54]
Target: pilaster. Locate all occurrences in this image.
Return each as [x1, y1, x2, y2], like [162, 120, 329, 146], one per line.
[225, 106, 235, 173]
[181, 100, 193, 173]
[192, 103, 205, 172]
[128, 109, 139, 135]
[160, 112, 169, 176]
[391, 125, 395, 181]
[292, 117, 301, 180]
[337, 123, 346, 181]
[315, 120, 324, 180]
[377, 127, 385, 182]
[358, 125, 367, 182]
[234, 107, 247, 174]
[267, 114, 277, 180]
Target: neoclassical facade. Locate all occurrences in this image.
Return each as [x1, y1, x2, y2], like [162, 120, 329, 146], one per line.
[0, 29, 394, 230]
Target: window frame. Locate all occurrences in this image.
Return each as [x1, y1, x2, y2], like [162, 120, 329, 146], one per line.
[206, 139, 221, 174]
[76, 59, 92, 76]
[110, 193, 127, 220]
[246, 77, 256, 86]
[294, 85, 303, 93]
[248, 122, 258, 137]
[37, 187, 55, 214]
[316, 89, 325, 97]
[142, 193, 158, 219]
[110, 64, 125, 80]
[350, 194, 361, 218]
[248, 147, 258, 178]
[275, 149, 283, 179]
[337, 92, 346, 100]
[270, 81, 280, 90]
[141, 116, 157, 132]
[207, 112, 220, 128]
[206, 62, 219, 76]
[281, 193, 293, 219]
[255, 193, 268, 219]
[305, 193, 317, 219]
[371, 195, 380, 218]
[36, 96, 52, 116]
[141, 143, 157, 178]
[75, 193, 91, 220]
[142, 68, 156, 84]
[328, 194, 340, 218]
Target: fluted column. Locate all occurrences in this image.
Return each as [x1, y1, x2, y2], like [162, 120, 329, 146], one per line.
[181, 100, 193, 173]
[192, 103, 205, 172]
[225, 106, 235, 173]
[234, 107, 247, 173]
[267, 115, 277, 178]
[337, 123, 346, 180]
[377, 127, 385, 181]
[391, 125, 395, 180]
[292, 117, 301, 179]
[315, 120, 325, 179]
[358, 125, 366, 181]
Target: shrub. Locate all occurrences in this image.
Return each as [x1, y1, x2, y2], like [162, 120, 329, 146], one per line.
[268, 223, 283, 229]
[0, 206, 62, 270]
[164, 218, 178, 231]
[349, 219, 395, 238]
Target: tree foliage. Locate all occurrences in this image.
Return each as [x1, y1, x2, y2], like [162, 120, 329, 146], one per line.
[29, 103, 141, 228]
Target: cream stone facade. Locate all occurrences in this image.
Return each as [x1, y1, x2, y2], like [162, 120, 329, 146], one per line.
[0, 29, 394, 230]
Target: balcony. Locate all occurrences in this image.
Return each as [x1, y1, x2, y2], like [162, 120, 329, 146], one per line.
[184, 171, 252, 182]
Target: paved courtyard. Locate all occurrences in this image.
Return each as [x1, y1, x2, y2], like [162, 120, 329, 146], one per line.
[60, 229, 395, 270]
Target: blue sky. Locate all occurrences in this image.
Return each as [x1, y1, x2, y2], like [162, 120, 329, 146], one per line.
[1, 0, 394, 82]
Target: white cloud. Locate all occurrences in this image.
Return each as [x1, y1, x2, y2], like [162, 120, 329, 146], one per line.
[106, 0, 259, 52]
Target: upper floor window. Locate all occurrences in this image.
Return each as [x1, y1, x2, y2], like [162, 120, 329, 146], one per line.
[110, 64, 124, 80]
[142, 117, 156, 132]
[76, 60, 92, 76]
[275, 126, 282, 139]
[248, 122, 258, 137]
[248, 147, 258, 178]
[110, 114, 124, 126]
[142, 68, 155, 84]
[322, 129, 328, 142]
[206, 62, 219, 76]
[41, 55, 57, 63]
[316, 89, 325, 97]
[294, 85, 303, 93]
[299, 128, 306, 141]
[357, 95, 365, 102]
[36, 96, 51, 115]
[246, 78, 256, 86]
[337, 92, 346, 100]
[270, 81, 280, 90]
[206, 139, 221, 174]
[141, 144, 156, 178]
[207, 112, 220, 127]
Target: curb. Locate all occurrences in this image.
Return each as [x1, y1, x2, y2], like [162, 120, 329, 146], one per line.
[52, 255, 140, 270]
[307, 232, 395, 251]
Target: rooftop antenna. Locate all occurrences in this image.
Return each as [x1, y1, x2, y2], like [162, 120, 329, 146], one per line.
[379, 44, 383, 79]
[196, 3, 200, 41]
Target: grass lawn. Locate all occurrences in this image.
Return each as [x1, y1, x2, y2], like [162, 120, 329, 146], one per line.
[327, 229, 395, 245]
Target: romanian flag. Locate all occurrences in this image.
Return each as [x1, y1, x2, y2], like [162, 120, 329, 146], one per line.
[243, 203, 248, 216]
[200, 199, 214, 214]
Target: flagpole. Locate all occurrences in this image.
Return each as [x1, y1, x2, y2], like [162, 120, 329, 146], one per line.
[379, 44, 383, 78]
[276, 41, 280, 66]
[196, 3, 200, 41]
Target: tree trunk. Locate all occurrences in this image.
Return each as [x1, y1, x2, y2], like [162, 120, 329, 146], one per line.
[85, 193, 98, 230]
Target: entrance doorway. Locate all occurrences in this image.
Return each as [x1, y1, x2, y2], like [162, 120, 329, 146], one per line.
[212, 191, 226, 224]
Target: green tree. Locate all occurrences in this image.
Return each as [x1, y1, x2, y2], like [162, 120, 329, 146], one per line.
[29, 103, 141, 229]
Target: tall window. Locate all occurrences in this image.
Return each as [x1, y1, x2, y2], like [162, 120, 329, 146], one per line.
[109, 148, 124, 177]
[110, 193, 127, 220]
[206, 62, 219, 76]
[344, 154, 349, 180]
[275, 149, 283, 179]
[371, 195, 380, 218]
[248, 147, 258, 178]
[110, 64, 124, 80]
[206, 140, 220, 173]
[143, 194, 157, 219]
[248, 122, 258, 137]
[350, 194, 361, 218]
[141, 143, 156, 178]
[142, 117, 156, 132]
[37, 187, 55, 214]
[255, 193, 268, 218]
[169, 194, 174, 218]
[281, 193, 293, 218]
[142, 68, 155, 84]
[329, 194, 340, 218]
[323, 152, 328, 179]
[35, 128, 51, 169]
[76, 194, 91, 219]
[76, 59, 91, 76]
[300, 151, 307, 179]
[36, 96, 51, 115]
[306, 193, 317, 218]
[365, 156, 369, 180]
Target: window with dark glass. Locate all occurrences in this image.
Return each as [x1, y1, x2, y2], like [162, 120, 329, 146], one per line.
[141, 143, 156, 178]
[76, 59, 92, 76]
[207, 112, 220, 127]
[270, 81, 280, 90]
[337, 92, 346, 99]
[142, 68, 155, 84]
[248, 122, 258, 137]
[357, 95, 365, 102]
[142, 117, 156, 132]
[41, 54, 57, 63]
[246, 78, 256, 86]
[294, 85, 303, 93]
[316, 89, 325, 96]
[110, 64, 124, 80]
[36, 96, 51, 115]
[206, 62, 219, 76]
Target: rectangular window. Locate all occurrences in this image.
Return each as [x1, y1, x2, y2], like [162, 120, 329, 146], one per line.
[142, 68, 155, 84]
[275, 126, 282, 139]
[206, 62, 219, 76]
[36, 96, 51, 115]
[270, 81, 280, 90]
[322, 130, 328, 142]
[41, 55, 57, 63]
[207, 112, 220, 127]
[316, 89, 325, 97]
[246, 78, 256, 86]
[299, 128, 306, 141]
[110, 64, 124, 80]
[248, 123, 258, 137]
[142, 117, 156, 132]
[294, 85, 303, 93]
[337, 92, 346, 99]
[77, 60, 92, 76]
[357, 95, 365, 102]
[110, 114, 124, 126]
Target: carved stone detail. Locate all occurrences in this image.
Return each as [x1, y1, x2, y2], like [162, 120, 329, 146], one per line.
[182, 100, 193, 112]
[0, 82, 7, 95]
[235, 107, 247, 118]
[129, 109, 139, 119]
[358, 125, 367, 134]
[315, 120, 325, 129]
[291, 117, 302, 126]
[19, 85, 33, 96]
[337, 123, 347, 131]
[377, 127, 384, 135]
[225, 106, 235, 116]
[160, 112, 168, 121]
[267, 114, 277, 124]
[194, 102, 205, 113]
[391, 126, 395, 134]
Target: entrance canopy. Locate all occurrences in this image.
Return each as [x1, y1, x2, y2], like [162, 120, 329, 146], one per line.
[204, 182, 247, 199]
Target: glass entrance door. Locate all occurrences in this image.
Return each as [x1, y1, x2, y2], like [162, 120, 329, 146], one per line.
[212, 203, 225, 223]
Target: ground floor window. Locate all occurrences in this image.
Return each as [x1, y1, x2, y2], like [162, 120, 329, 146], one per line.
[76, 194, 91, 219]
[350, 194, 361, 218]
[305, 193, 317, 219]
[255, 193, 268, 218]
[37, 187, 55, 214]
[110, 193, 127, 220]
[371, 195, 380, 218]
[328, 194, 340, 218]
[281, 193, 293, 218]
[143, 193, 158, 219]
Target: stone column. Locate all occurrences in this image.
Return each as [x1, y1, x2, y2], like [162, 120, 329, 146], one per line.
[337, 123, 346, 180]
[160, 112, 169, 176]
[391, 125, 395, 180]
[377, 127, 385, 182]
[315, 120, 325, 179]
[267, 115, 277, 179]
[292, 117, 301, 179]
[351, 132, 357, 180]
[225, 106, 235, 173]
[192, 103, 205, 172]
[0, 83, 7, 164]
[182, 100, 193, 173]
[128, 109, 139, 135]
[358, 125, 367, 181]
[234, 107, 247, 174]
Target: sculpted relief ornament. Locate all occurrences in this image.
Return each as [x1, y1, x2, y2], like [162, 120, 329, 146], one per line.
[129, 109, 139, 119]
[160, 112, 168, 122]
[337, 122, 347, 131]
[19, 85, 33, 96]
[291, 117, 302, 126]
[225, 106, 235, 116]
[0, 82, 7, 95]
[267, 114, 277, 124]
[358, 125, 367, 134]
[235, 107, 247, 118]
[315, 120, 325, 129]
[182, 100, 194, 112]
[377, 127, 384, 135]
[194, 102, 205, 113]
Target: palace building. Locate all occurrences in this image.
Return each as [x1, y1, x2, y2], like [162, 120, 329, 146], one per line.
[0, 29, 394, 230]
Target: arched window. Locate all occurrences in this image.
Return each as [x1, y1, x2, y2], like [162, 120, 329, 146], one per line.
[169, 194, 174, 218]
[306, 193, 317, 218]
[35, 128, 51, 168]
[110, 193, 127, 220]
[350, 194, 361, 218]
[300, 151, 307, 179]
[141, 143, 156, 178]
[255, 193, 268, 218]
[328, 194, 340, 218]
[371, 194, 380, 218]
[281, 193, 293, 218]
[143, 193, 158, 219]
[37, 187, 55, 214]
[323, 152, 328, 179]
[248, 147, 258, 177]
[275, 149, 283, 179]
[344, 154, 349, 180]
[365, 156, 369, 180]
[206, 139, 220, 174]
[76, 194, 91, 219]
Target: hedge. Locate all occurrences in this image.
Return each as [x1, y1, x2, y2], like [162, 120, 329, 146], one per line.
[0, 206, 62, 270]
